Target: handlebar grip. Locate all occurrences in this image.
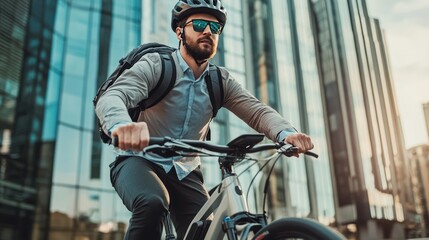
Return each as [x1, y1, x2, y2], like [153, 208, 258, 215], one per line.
[284, 149, 318, 158]
[305, 151, 319, 158]
[149, 137, 166, 145]
[111, 136, 167, 148]
[112, 136, 119, 147]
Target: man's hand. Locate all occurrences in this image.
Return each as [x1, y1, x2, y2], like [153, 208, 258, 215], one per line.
[111, 122, 150, 151]
[284, 133, 314, 157]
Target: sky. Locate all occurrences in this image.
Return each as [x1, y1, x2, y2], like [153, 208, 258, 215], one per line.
[366, 0, 429, 148]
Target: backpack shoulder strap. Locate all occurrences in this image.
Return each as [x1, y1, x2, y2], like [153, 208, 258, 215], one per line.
[94, 43, 176, 144]
[138, 52, 177, 111]
[205, 64, 224, 118]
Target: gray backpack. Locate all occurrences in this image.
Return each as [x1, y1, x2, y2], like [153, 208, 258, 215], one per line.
[93, 43, 224, 144]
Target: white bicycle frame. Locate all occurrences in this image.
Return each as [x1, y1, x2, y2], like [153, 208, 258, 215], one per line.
[184, 172, 248, 239]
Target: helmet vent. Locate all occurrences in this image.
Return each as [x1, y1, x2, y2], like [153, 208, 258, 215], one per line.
[193, 0, 201, 4]
[213, 0, 218, 6]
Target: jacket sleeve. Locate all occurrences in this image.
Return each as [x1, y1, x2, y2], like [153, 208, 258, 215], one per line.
[95, 53, 162, 135]
[220, 67, 296, 142]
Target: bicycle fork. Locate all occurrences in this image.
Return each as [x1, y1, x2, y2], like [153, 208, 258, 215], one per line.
[222, 213, 267, 240]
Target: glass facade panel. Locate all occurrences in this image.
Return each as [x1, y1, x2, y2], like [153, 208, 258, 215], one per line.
[50, 185, 77, 219]
[272, 0, 300, 128]
[287, 158, 310, 215]
[52, 125, 80, 184]
[78, 131, 96, 184]
[42, 69, 61, 140]
[60, 75, 84, 124]
[51, 34, 65, 71]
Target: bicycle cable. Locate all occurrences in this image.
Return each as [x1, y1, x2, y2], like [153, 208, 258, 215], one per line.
[235, 151, 280, 174]
[244, 153, 281, 211]
[262, 154, 283, 216]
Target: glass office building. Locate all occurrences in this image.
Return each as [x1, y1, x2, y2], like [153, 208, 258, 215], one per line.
[1, 0, 141, 239]
[312, 0, 411, 238]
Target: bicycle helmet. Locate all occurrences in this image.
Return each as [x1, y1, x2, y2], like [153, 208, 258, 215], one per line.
[171, 0, 227, 31]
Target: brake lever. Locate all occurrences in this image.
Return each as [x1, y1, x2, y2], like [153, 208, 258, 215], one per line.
[278, 144, 319, 158]
[277, 144, 297, 157]
[150, 140, 197, 153]
[143, 144, 180, 158]
[144, 140, 221, 157]
[167, 141, 220, 156]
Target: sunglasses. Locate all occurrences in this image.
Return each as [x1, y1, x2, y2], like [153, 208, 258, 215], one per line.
[184, 19, 223, 35]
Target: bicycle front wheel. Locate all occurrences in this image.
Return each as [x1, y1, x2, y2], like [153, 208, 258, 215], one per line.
[252, 217, 346, 240]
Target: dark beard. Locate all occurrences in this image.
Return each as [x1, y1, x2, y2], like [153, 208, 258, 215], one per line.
[183, 36, 215, 61]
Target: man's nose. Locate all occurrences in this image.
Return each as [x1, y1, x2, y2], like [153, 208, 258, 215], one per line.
[202, 25, 212, 35]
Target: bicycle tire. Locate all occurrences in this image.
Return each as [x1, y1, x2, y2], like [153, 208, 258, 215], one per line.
[252, 217, 346, 240]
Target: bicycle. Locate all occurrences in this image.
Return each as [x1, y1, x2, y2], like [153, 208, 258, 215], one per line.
[114, 134, 346, 240]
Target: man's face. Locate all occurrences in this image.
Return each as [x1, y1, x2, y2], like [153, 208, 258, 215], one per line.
[181, 13, 222, 60]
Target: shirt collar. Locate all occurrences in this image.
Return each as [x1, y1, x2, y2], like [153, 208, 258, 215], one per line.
[176, 50, 210, 79]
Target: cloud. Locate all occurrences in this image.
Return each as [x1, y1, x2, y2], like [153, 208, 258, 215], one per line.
[392, 0, 429, 13]
[387, 32, 427, 59]
[394, 79, 429, 147]
[371, 0, 429, 147]
[383, 24, 429, 80]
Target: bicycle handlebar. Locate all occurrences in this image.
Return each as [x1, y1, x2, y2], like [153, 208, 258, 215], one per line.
[112, 136, 319, 158]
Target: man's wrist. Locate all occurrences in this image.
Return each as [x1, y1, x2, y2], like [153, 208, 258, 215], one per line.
[276, 127, 298, 142]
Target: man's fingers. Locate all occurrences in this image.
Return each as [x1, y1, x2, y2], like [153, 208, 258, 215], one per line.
[285, 133, 314, 154]
[113, 127, 127, 149]
[139, 122, 150, 150]
[302, 134, 313, 150]
[112, 122, 150, 151]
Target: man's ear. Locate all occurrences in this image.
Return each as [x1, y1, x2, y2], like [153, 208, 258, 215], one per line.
[175, 27, 183, 41]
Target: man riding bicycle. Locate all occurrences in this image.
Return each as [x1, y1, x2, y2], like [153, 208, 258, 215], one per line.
[95, 0, 314, 239]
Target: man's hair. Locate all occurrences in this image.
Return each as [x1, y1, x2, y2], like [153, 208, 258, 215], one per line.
[177, 18, 187, 30]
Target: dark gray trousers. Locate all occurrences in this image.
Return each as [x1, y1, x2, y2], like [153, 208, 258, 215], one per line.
[110, 156, 209, 240]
